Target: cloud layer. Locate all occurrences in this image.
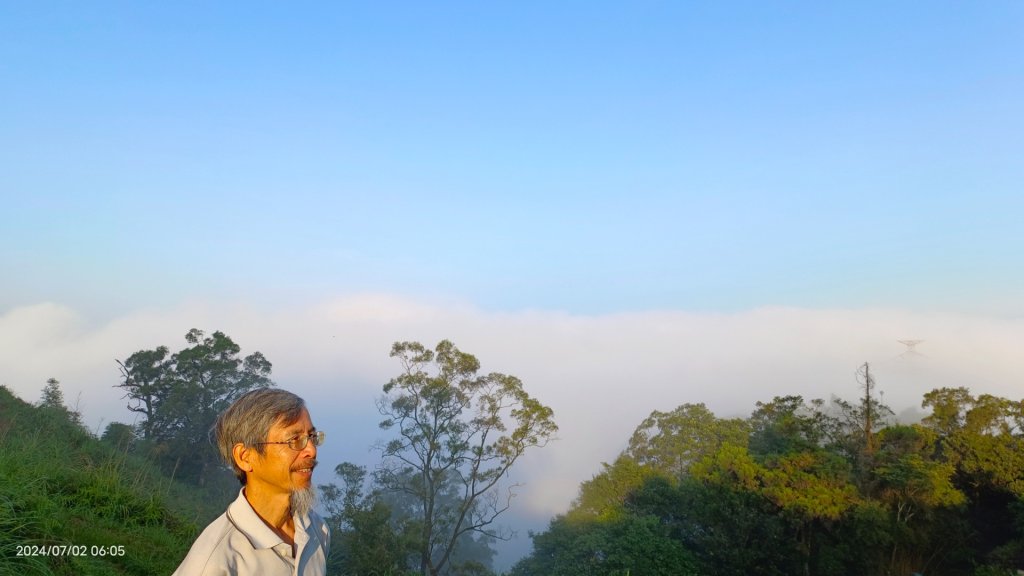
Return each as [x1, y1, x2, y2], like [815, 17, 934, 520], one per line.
[3, 296, 1022, 562]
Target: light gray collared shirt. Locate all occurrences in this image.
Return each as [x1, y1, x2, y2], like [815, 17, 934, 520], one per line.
[172, 488, 329, 576]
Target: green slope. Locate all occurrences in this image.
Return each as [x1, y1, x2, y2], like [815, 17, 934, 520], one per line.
[0, 385, 226, 575]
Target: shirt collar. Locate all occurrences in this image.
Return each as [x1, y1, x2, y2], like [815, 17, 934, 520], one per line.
[226, 487, 289, 550]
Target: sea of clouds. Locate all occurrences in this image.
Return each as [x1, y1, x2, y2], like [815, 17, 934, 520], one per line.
[3, 295, 1022, 567]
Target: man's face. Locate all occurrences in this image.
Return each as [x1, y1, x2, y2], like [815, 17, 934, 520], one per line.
[248, 407, 319, 496]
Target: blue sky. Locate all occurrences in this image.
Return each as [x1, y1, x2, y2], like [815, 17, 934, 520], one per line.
[4, 2, 1023, 318]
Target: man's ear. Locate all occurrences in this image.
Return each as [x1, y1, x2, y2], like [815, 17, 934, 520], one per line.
[232, 442, 255, 474]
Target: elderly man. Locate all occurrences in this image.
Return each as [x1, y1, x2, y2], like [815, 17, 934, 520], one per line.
[173, 388, 329, 575]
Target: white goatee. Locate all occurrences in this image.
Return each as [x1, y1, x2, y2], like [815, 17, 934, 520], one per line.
[290, 485, 317, 519]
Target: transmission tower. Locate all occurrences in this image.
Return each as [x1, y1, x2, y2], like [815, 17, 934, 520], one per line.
[897, 339, 924, 359]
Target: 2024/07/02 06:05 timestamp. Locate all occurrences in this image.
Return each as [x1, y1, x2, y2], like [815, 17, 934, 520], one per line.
[16, 544, 126, 557]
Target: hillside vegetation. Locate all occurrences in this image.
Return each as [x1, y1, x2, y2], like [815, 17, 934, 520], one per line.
[11, 328, 1024, 576]
[0, 385, 226, 575]
[511, 377, 1024, 576]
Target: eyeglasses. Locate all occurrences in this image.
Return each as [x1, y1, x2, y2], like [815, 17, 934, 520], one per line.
[255, 431, 325, 451]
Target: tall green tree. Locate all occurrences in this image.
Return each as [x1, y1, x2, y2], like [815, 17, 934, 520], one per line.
[116, 329, 273, 485]
[376, 340, 557, 576]
[116, 345, 171, 440]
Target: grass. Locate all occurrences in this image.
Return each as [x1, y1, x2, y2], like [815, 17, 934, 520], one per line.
[0, 385, 225, 575]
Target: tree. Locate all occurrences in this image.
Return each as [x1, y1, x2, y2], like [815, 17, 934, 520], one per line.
[921, 388, 1024, 495]
[692, 444, 859, 576]
[748, 396, 837, 458]
[39, 377, 66, 409]
[921, 388, 1024, 568]
[627, 475, 796, 576]
[510, 512, 697, 576]
[115, 329, 273, 485]
[320, 462, 418, 575]
[376, 340, 557, 576]
[38, 377, 83, 428]
[101, 422, 137, 451]
[570, 455, 662, 522]
[115, 346, 170, 440]
[921, 387, 973, 438]
[832, 367, 894, 486]
[626, 403, 749, 479]
[869, 425, 966, 575]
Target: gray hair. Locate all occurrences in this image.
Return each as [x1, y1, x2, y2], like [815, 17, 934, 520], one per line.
[214, 388, 306, 484]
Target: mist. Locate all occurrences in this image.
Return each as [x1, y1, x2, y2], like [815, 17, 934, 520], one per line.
[3, 295, 1022, 568]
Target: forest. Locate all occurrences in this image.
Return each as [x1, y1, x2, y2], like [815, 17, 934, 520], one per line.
[2, 330, 1023, 576]
[511, 381, 1024, 576]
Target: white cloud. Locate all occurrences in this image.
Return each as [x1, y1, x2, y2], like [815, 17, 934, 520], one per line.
[3, 296, 1023, 541]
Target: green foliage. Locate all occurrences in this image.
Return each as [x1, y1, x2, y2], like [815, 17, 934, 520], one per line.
[570, 455, 662, 522]
[38, 378, 66, 410]
[115, 329, 273, 486]
[916, 388, 1024, 571]
[627, 403, 748, 478]
[100, 422, 136, 452]
[320, 463, 420, 575]
[0, 385, 223, 576]
[748, 395, 837, 457]
[872, 425, 965, 515]
[36, 378, 84, 429]
[321, 460, 497, 576]
[510, 513, 697, 576]
[375, 340, 557, 576]
[628, 476, 797, 576]
[922, 387, 974, 437]
[864, 425, 968, 572]
[520, 378, 1024, 576]
[757, 451, 858, 522]
[337, 499, 416, 575]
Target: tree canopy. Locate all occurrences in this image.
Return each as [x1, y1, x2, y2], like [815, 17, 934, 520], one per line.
[322, 339, 557, 576]
[115, 329, 273, 486]
[513, 370, 1024, 576]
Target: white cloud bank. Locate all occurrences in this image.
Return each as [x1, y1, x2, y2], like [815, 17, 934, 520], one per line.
[3, 295, 1023, 562]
